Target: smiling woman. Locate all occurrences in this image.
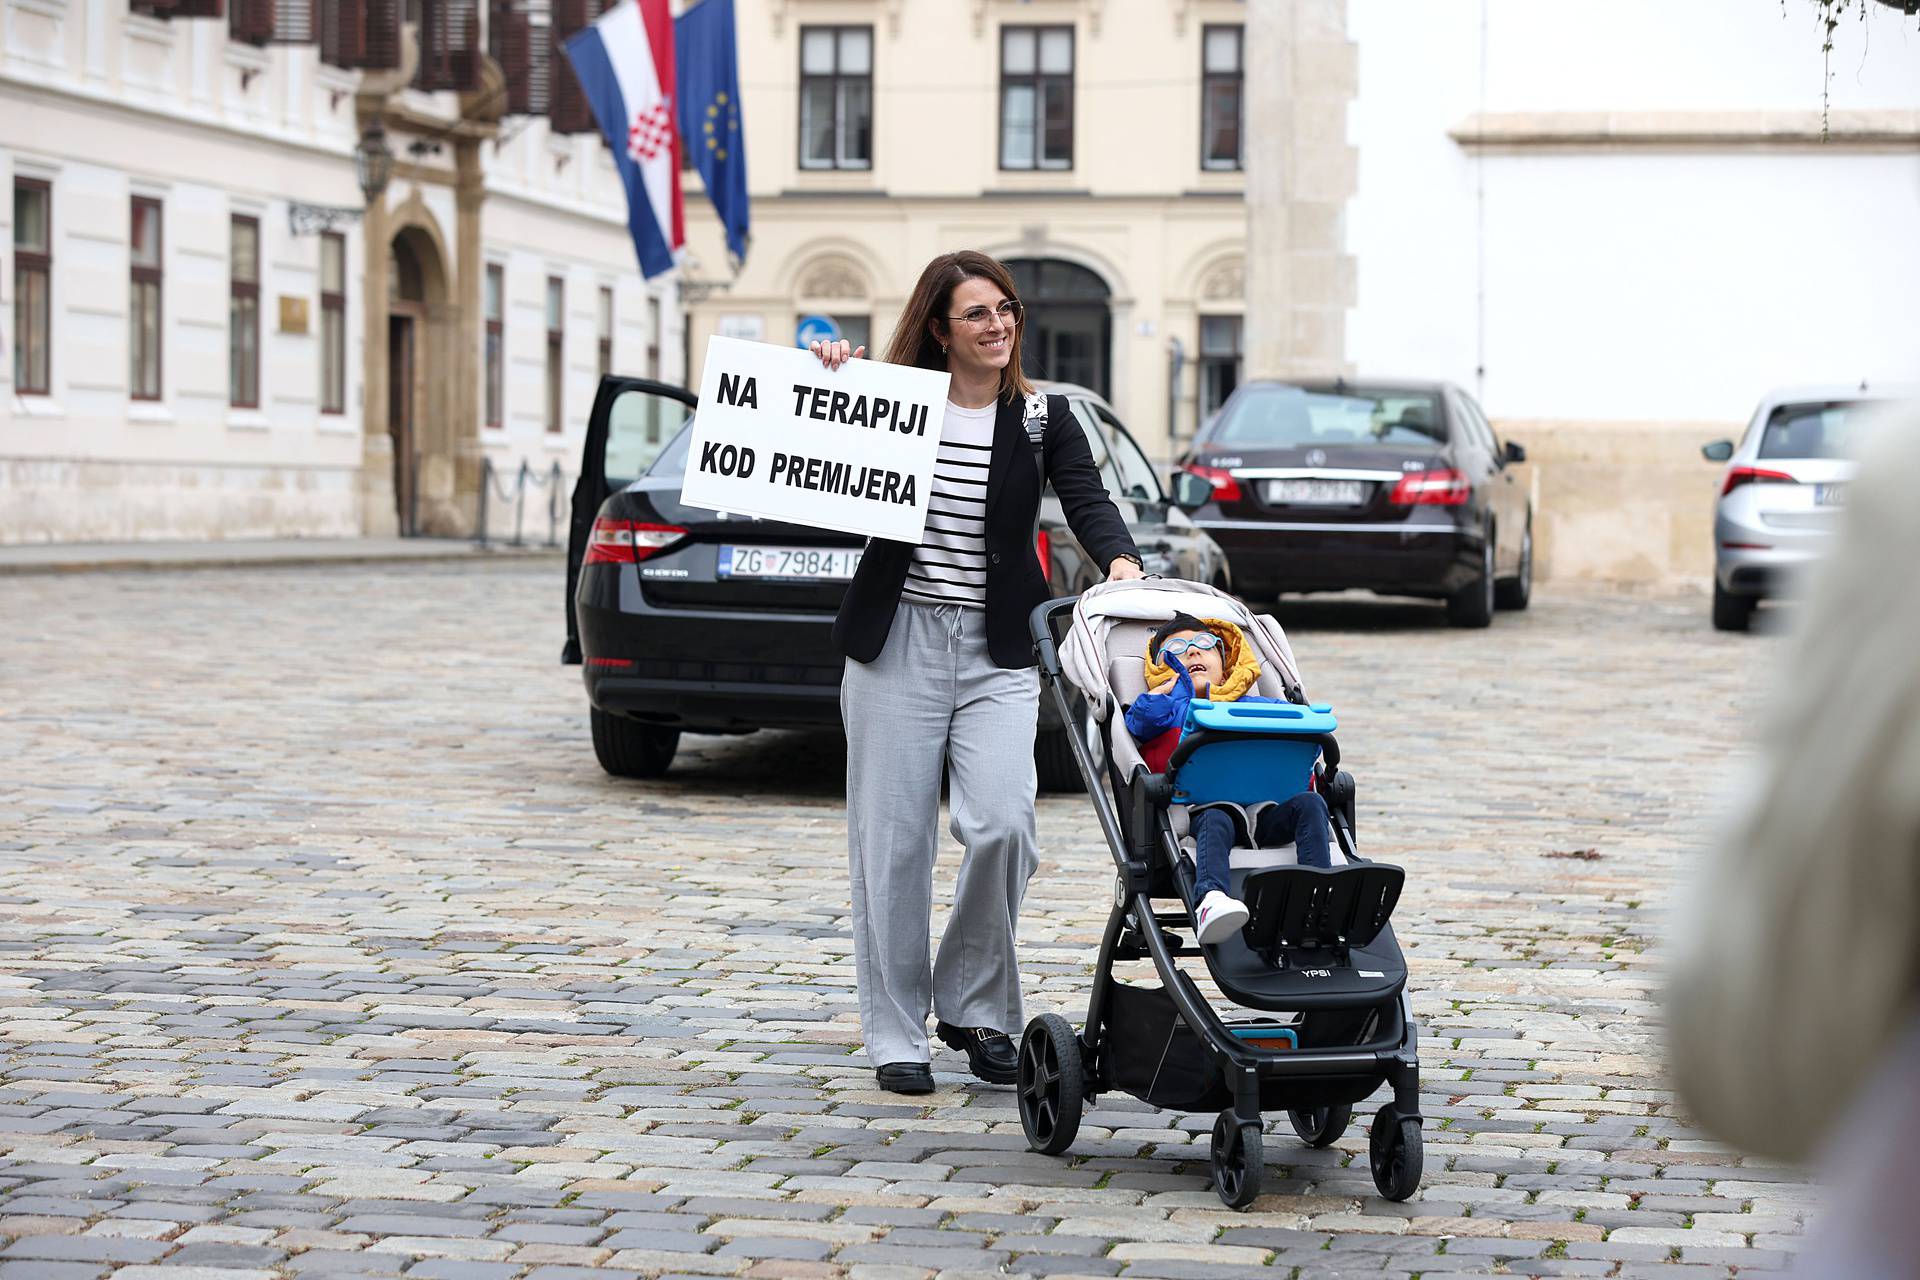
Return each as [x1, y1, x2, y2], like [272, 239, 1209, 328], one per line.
[810, 249, 1145, 1096]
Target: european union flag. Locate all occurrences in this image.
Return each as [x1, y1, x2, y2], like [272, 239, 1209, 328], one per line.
[675, 0, 749, 266]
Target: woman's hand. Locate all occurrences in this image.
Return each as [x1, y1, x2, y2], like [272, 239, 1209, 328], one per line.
[1107, 556, 1145, 582]
[808, 338, 866, 371]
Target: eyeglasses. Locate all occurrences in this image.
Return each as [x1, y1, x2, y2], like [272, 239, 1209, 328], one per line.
[1158, 633, 1220, 659]
[947, 299, 1022, 328]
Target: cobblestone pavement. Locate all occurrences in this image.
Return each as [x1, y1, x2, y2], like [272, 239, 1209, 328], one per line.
[1, 564, 1807, 1279]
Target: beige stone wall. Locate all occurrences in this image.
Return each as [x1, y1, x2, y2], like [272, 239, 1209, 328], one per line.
[1243, 0, 1357, 381]
[1, 459, 363, 544]
[682, 0, 1261, 457]
[1497, 418, 1734, 591]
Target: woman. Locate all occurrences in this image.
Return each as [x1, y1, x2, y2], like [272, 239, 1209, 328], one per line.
[813, 250, 1143, 1093]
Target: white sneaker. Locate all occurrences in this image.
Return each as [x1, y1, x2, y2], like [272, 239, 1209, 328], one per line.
[1194, 890, 1251, 945]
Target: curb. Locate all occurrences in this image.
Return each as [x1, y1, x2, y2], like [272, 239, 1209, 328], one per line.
[0, 546, 564, 577]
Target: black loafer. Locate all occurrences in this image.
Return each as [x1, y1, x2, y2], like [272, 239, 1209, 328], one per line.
[874, 1061, 934, 1094]
[936, 1021, 1019, 1085]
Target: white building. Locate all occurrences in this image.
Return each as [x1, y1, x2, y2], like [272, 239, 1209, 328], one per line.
[2, 0, 683, 544]
[7, 0, 1917, 581]
[1339, 0, 1920, 581]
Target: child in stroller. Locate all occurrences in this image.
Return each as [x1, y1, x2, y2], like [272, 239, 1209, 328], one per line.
[1015, 579, 1423, 1209]
[1124, 612, 1333, 944]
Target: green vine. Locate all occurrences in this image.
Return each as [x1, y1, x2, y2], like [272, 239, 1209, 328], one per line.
[1798, 0, 1920, 137]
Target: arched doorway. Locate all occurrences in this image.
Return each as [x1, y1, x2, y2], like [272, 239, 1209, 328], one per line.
[1005, 258, 1111, 398]
[386, 225, 450, 536]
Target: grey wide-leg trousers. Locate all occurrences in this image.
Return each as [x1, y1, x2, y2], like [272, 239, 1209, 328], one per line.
[841, 600, 1041, 1067]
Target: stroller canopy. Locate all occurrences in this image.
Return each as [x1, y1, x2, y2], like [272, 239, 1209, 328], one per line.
[1058, 579, 1309, 777]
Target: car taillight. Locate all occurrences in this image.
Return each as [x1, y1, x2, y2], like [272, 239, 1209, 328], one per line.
[1035, 528, 1052, 584]
[1721, 466, 1797, 497]
[583, 517, 687, 564]
[1388, 468, 1472, 505]
[1184, 463, 1242, 503]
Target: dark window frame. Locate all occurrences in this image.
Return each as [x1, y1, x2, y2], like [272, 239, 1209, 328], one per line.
[229, 213, 261, 409]
[1200, 23, 1244, 172]
[320, 230, 347, 415]
[646, 293, 661, 380]
[545, 274, 564, 434]
[130, 196, 164, 402]
[484, 262, 504, 429]
[1197, 313, 1243, 425]
[797, 24, 873, 172]
[998, 24, 1075, 172]
[13, 177, 52, 396]
[596, 284, 613, 380]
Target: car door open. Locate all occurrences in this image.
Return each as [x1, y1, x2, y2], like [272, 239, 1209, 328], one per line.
[564, 376, 698, 663]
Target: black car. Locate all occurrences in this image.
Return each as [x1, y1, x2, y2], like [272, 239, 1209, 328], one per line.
[1174, 379, 1533, 626]
[564, 375, 1227, 790]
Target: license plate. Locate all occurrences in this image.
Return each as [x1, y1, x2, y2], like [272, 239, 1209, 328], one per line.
[1815, 483, 1845, 506]
[1265, 479, 1365, 505]
[716, 544, 863, 581]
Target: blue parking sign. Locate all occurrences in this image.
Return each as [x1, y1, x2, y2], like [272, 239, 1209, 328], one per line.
[795, 314, 842, 349]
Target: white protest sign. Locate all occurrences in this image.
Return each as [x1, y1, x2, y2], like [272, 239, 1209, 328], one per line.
[680, 335, 951, 544]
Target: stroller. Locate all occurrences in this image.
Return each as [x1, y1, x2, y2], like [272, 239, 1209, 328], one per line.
[1018, 579, 1423, 1208]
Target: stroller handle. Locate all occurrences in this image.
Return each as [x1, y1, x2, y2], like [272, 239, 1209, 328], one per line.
[1028, 595, 1080, 679]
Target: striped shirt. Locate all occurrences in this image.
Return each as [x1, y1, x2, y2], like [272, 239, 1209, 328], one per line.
[903, 399, 998, 609]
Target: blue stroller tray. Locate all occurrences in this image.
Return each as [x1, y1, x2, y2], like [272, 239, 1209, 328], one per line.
[1170, 700, 1338, 807]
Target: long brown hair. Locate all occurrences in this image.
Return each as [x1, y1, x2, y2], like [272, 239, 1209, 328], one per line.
[883, 250, 1034, 403]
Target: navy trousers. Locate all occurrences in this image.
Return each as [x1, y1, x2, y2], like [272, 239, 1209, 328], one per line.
[1192, 792, 1332, 899]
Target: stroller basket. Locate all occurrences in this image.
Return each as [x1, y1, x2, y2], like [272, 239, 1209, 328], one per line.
[1104, 981, 1403, 1115]
[1104, 981, 1232, 1112]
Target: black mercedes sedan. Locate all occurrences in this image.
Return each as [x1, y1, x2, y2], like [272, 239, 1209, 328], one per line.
[564, 375, 1227, 790]
[1174, 379, 1533, 626]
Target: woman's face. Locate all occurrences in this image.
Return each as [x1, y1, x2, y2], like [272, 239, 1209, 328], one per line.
[933, 276, 1016, 380]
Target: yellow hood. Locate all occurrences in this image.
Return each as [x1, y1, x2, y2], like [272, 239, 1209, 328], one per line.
[1144, 617, 1262, 702]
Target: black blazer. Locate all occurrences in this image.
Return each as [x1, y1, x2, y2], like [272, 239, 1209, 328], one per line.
[834, 392, 1140, 670]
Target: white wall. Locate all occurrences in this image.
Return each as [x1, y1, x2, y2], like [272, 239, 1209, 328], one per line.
[1346, 0, 1920, 424]
[2, 1, 684, 543]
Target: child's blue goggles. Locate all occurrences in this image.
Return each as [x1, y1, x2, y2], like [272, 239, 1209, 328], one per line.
[1159, 633, 1220, 658]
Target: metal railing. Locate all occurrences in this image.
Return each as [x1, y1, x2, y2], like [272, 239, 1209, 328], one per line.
[475, 457, 566, 549]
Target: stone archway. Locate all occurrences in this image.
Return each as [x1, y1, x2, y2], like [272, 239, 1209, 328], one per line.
[1003, 258, 1113, 399]
[361, 185, 478, 539]
[385, 226, 445, 535]
[793, 253, 875, 353]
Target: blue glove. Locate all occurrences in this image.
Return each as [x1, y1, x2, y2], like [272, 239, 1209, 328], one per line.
[1125, 655, 1196, 742]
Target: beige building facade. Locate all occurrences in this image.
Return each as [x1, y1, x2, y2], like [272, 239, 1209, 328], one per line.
[680, 0, 1335, 463]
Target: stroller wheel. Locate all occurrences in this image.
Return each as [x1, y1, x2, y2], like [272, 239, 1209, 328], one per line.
[1287, 1102, 1352, 1148]
[1209, 1111, 1264, 1209]
[1368, 1106, 1423, 1201]
[1017, 1014, 1084, 1156]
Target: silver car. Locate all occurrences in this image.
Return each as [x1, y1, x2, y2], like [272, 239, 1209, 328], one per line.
[1702, 386, 1914, 631]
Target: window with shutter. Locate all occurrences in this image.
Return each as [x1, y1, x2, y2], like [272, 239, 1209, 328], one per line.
[416, 0, 481, 91]
[129, 0, 182, 16]
[548, 0, 612, 135]
[171, 0, 224, 17]
[229, 0, 275, 45]
[320, 0, 399, 69]
[491, 0, 550, 115]
[268, 0, 315, 43]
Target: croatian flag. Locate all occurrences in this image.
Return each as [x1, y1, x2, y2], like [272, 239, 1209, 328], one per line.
[564, 0, 685, 280]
